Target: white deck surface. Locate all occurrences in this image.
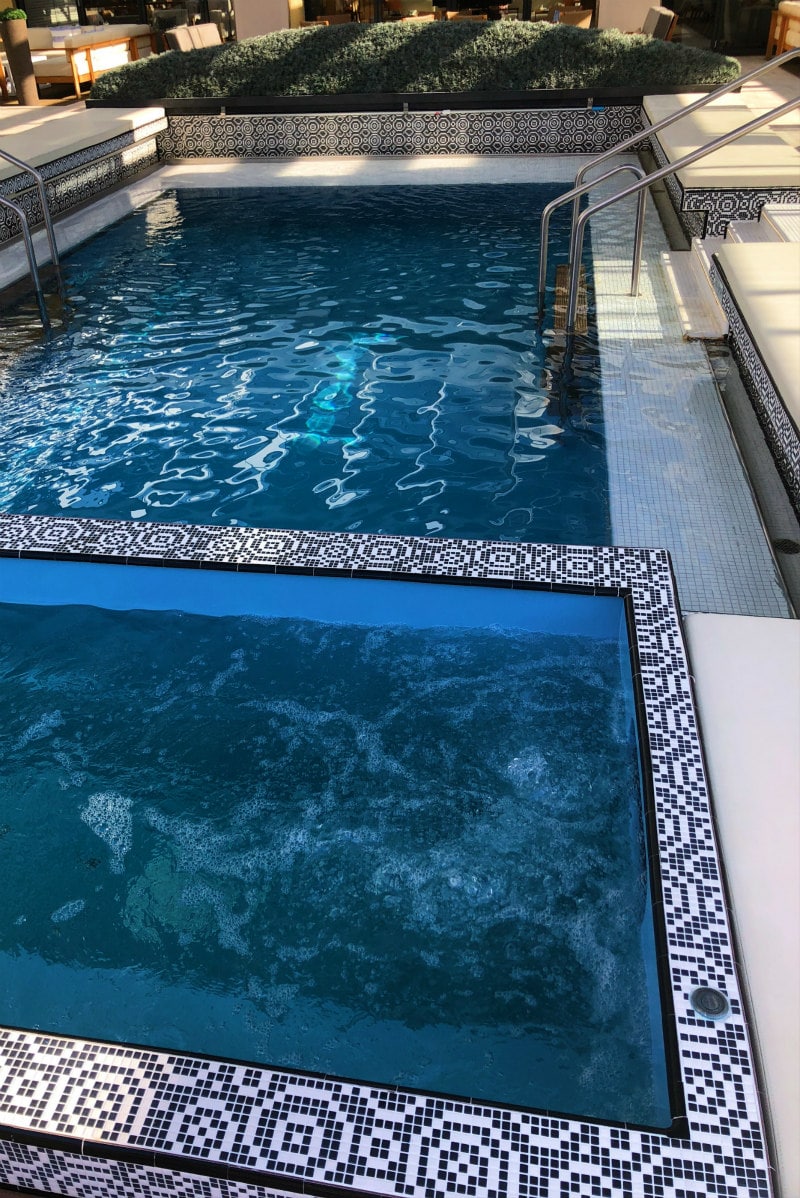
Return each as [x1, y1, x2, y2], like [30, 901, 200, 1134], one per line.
[684, 612, 800, 1198]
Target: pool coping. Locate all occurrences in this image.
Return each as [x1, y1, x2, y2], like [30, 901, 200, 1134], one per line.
[0, 514, 773, 1198]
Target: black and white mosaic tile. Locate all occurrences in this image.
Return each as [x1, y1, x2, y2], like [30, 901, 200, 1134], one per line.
[647, 128, 799, 238]
[157, 107, 643, 161]
[0, 121, 166, 244]
[0, 515, 774, 1198]
[711, 260, 800, 518]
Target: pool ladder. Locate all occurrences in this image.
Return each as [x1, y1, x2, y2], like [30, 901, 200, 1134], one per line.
[0, 147, 63, 333]
[539, 46, 800, 335]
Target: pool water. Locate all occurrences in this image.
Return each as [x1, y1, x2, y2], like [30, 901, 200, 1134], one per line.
[0, 185, 607, 543]
[0, 573, 669, 1127]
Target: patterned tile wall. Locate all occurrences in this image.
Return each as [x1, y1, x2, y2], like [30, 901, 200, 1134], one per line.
[157, 107, 644, 160]
[0, 119, 167, 245]
[647, 128, 800, 238]
[0, 514, 774, 1198]
[711, 260, 800, 517]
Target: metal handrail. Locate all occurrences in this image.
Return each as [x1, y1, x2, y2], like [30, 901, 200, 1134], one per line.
[564, 94, 800, 331]
[572, 45, 800, 196]
[537, 162, 648, 311]
[0, 195, 51, 331]
[0, 147, 60, 272]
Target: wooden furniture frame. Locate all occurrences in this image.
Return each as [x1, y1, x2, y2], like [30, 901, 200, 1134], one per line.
[33, 29, 156, 98]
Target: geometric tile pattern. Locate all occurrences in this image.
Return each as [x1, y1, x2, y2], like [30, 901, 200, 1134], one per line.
[0, 514, 774, 1198]
[0, 119, 167, 244]
[647, 130, 800, 238]
[157, 106, 643, 161]
[711, 259, 800, 517]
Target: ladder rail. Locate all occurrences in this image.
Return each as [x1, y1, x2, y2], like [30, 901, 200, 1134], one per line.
[538, 161, 648, 310]
[564, 94, 800, 332]
[0, 195, 51, 332]
[0, 147, 60, 271]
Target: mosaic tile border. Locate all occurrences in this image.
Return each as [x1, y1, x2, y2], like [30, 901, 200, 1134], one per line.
[0, 514, 773, 1198]
[0, 119, 167, 245]
[157, 107, 644, 160]
[710, 259, 800, 518]
[647, 130, 800, 238]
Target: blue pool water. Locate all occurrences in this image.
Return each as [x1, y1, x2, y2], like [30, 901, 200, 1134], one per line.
[0, 561, 669, 1127]
[0, 186, 607, 543]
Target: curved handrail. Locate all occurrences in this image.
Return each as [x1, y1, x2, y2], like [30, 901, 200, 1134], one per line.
[572, 45, 800, 196]
[538, 162, 647, 310]
[0, 147, 61, 273]
[0, 195, 51, 332]
[565, 93, 800, 332]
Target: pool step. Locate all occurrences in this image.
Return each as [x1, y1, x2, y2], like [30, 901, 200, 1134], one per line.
[726, 204, 800, 245]
[725, 220, 781, 244]
[661, 239, 727, 340]
[553, 264, 588, 334]
[760, 202, 800, 243]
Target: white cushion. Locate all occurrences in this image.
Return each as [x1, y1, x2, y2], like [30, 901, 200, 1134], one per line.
[714, 242, 800, 427]
[63, 24, 150, 48]
[0, 107, 165, 182]
[26, 28, 54, 49]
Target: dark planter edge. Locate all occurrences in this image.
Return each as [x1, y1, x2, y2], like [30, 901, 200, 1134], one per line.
[85, 84, 728, 114]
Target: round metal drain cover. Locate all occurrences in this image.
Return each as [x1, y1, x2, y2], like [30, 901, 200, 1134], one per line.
[772, 538, 800, 555]
[690, 986, 731, 1020]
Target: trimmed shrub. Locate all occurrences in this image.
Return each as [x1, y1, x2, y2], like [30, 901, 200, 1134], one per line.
[91, 21, 739, 103]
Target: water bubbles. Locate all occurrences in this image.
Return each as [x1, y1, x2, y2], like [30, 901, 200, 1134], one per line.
[80, 792, 133, 875]
[14, 710, 64, 751]
[507, 750, 547, 790]
[51, 898, 85, 923]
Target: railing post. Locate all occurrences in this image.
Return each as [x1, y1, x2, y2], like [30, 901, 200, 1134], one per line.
[538, 162, 647, 313]
[562, 92, 800, 333]
[0, 195, 51, 333]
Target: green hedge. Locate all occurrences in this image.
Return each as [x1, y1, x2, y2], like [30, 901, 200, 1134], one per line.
[91, 21, 739, 102]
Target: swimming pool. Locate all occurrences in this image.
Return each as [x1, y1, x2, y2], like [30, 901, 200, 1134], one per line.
[0, 518, 771, 1198]
[0, 558, 669, 1128]
[0, 151, 779, 1197]
[0, 184, 607, 544]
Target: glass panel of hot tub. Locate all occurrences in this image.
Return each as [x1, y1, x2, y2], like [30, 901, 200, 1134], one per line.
[0, 559, 670, 1128]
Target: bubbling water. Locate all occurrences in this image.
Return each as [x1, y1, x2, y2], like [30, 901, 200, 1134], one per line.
[0, 598, 668, 1126]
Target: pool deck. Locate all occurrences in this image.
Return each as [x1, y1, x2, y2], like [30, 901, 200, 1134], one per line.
[685, 613, 800, 1198]
[1, 68, 799, 1198]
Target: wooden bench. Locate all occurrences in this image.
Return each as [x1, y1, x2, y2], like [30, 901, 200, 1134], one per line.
[33, 25, 156, 98]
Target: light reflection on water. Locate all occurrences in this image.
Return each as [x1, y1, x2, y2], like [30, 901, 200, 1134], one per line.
[0, 185, 608, 542]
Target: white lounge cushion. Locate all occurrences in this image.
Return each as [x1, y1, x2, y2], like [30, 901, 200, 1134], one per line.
[62, 23, 151, 47]
[26, 28, 54, 49]
[643, 93, 749, 124]
[0, 107, 165, 182]
[646, 102, 800, 188]
[192, 21, 222, 45]
[675, 140, 800, 188]
[714, 241, 800, 427]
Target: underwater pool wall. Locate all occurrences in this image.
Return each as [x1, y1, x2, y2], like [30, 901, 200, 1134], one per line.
[0, 515, 774, 1198]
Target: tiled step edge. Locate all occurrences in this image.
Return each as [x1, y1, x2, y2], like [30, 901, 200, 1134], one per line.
[661, 243, 727, 339]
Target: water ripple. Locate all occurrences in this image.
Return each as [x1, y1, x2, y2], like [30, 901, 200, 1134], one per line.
[0, 186, 608, 543]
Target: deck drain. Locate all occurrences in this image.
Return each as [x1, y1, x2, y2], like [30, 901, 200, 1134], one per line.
[689, 986, 731, 1021]
[773, 538, 800, 555]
